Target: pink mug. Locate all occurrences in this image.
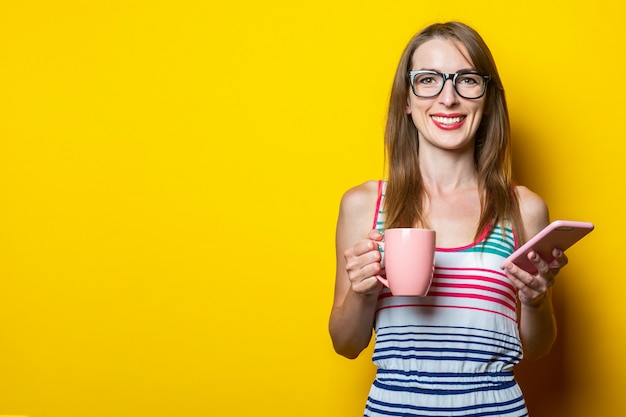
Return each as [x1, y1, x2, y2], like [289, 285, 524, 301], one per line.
[376, 228, 436, 296]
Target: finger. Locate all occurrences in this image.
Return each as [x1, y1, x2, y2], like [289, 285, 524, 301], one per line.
[348, 258, 383, 289]
[522, 252, 559, 292]
[344, 242, 382, 274]
[504, 262, 543, 291]
[344, 239, 377, 259]
[352, 275, 383, 295]
[527, 251, 552, 276]
[548, 249, 568, 271]
[368, 229, 384, 241]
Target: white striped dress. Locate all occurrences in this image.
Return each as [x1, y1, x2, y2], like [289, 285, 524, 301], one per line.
[366, 181, 528, 417]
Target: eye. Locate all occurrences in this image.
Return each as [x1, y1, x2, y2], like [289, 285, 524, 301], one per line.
[419, 76, 436, 85]
[413, 73, 441, 86]
[457, 74, 481, 85]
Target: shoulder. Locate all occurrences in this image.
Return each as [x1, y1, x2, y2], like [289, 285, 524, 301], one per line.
[514, 185, 550, 238]
[340, 180, 380, 214]
[337, 180, 380, 232]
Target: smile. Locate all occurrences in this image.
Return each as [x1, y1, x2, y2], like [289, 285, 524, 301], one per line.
[432, 115, 464, 125]
[431, 114, 466, 130]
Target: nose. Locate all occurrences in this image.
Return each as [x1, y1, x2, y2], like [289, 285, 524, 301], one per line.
[438, 78, 459, 106]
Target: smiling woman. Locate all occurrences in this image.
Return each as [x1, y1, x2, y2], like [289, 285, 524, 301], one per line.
[329, 21, 566, 417]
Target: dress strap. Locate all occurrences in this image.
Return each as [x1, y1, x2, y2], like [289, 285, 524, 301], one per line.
[372, 180, 386, 232]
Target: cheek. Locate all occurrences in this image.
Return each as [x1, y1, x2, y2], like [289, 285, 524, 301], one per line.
[408, 111, 430, 135]
[406, 96, 425, 115]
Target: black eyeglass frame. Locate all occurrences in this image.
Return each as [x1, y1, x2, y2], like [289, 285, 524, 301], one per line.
[408, 70, 491, 99]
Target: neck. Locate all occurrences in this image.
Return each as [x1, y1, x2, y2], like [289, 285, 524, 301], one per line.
[419, 153, 478, 193]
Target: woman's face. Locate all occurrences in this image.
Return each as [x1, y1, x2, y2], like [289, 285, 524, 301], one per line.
[406, 38, 486, 153]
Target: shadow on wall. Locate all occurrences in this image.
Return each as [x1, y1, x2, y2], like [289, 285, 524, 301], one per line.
[510, 124, 571, 417]
[515, 283, 569, 417]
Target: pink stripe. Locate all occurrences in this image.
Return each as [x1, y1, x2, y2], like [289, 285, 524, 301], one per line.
[372, 180, 383, 230]
[437, 266, 507, 276]
[378, 292, 394, 301]
[435, 273, 516, 293]
[427, 291, 516, 311]
[378, 282, 516, 310]
[378, 288, 517, 311]
[430, 282, 516, 304]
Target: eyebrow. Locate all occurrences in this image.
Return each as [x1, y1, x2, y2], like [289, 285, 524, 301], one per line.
[413, 67, 477, 73]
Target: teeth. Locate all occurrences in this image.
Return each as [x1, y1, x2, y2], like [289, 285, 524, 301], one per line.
[432, 116, 463, 124]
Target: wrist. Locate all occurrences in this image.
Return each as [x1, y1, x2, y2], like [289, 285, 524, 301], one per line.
[520, 286, 554, 309]
[521, 296, 545, 309]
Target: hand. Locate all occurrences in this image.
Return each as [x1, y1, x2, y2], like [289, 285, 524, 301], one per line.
[343, 229, 384, 296]
[502, 248, 568, 307]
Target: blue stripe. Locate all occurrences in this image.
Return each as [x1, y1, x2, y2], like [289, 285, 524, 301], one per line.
[365, 398, 528, 417]
[377, 324, 519, 338]
[374, 342, 520, 356]
[376, 325, 521, 345]
[375, 335, 522, 353]
[376, 369, 514, 379]
[375, 378, 514, 388]
[372, 353, 515, 365]
[375, 370, 516, 387]
[373, 377, 517, 395]
[373, 345, 521, 362]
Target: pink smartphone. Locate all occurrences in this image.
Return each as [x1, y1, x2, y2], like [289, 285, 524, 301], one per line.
[504, 220, 594, 273]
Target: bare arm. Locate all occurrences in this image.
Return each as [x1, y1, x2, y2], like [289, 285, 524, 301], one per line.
[502, 186, 567, 360]
[328, 181, 384, 359]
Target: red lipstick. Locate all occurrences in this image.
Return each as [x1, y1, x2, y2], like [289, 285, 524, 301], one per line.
[431, 113, 466, 130]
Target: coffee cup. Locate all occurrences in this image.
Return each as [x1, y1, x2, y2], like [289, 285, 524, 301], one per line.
[375, 228, 436, 296]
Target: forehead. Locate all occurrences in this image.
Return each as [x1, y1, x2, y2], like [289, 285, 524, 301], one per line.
[410, 38, 475, 71]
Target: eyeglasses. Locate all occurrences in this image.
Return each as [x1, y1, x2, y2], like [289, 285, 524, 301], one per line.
[408, 70, 491, 99]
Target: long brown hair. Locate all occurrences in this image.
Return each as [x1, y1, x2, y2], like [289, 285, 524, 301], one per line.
[384, 21, 523, 241]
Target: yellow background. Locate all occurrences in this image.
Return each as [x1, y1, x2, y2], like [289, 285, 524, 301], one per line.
[0, 1, 623, 416]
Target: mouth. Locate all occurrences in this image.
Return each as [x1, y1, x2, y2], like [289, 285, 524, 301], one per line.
[431, 114, 466, 130]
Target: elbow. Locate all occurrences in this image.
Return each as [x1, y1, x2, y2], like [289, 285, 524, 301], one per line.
[329, 323, 370, 359]
[333, 343, 363, 359]
[332, 341, 366, 360]
[523, 349, 551, 361]
[523, 339, 556, 361]
[328, 308, 373, 359]
[522, 332, 557, 361]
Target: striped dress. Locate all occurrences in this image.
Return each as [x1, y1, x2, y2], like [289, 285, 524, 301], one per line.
[366, 181, 528, 417]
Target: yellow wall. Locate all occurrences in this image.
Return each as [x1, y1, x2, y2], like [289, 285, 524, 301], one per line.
[0, 1, 623, 416]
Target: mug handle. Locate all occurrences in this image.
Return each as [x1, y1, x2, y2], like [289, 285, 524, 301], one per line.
[374, 241, 389, 288]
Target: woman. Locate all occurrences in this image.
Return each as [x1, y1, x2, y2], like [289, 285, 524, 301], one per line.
[329, 22, 566, 416]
